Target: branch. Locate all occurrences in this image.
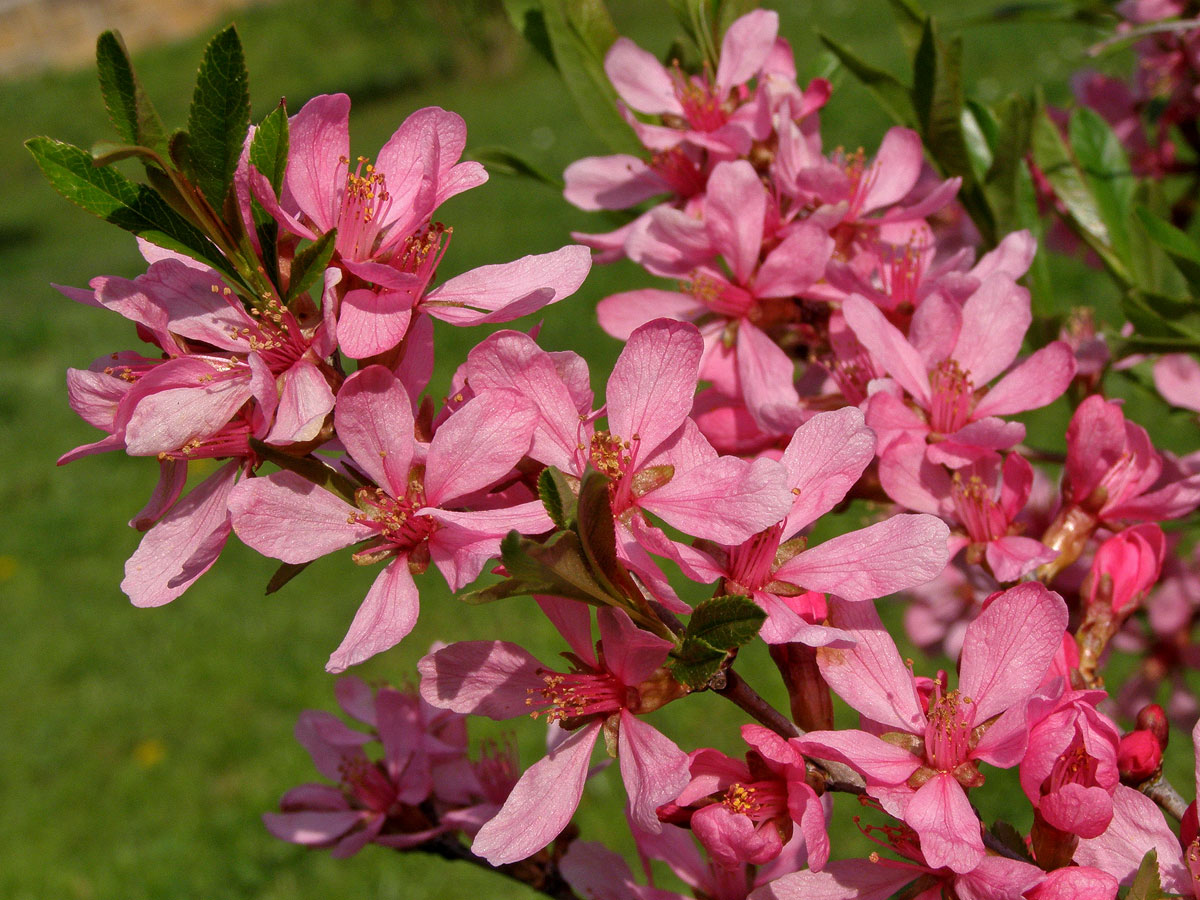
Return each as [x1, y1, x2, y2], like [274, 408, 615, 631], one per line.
[414, 834, 582, 900]
[1142, 773, 1189, 821]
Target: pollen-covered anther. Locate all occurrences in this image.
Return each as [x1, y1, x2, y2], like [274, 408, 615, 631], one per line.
[590, 430, 630, 479]
[526, 668, 625, 723]
[929, 358, 975, 435]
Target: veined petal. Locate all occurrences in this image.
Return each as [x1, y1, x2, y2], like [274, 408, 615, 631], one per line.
[336, 288, 413, 359]
[417, 641, 543, 719]
[971, 342, 1076, 419]
[425, 391, 536, 505]
[286, 93, 351, 233]
[779, 406, 875, 533]
[748, 859, 916, 900]
[842, 294, 931, 404]
[327, 558, 420, 672]
[564, 154, 667, 211]
[619, 711, 691, 834]
[906, 773, 984, 874]
[706, 160, 766, 284]
[266, 358, 334, 445]
[335, 366, 415, 497]
[952, 275, 1031, 385]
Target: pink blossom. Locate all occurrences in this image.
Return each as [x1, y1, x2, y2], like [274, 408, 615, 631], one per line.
[1087, 523, 1166, 618]
[1155, 353, 1200, 413]
[798, 584, 1068, 873]
[229, 365, 549, 670]
[418, 603, 691, 865]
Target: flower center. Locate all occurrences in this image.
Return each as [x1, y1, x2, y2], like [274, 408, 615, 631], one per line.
[950, 473, 1007, 544]
[1045, 741, 1099, 794]
[337, 155, 394, 260]
[929, 358, 974, 435]
[649, 147, 706, 198]
[924, 687, 973, 772]
[352, 486, 436, 552]
[686, 272, 756, 317]
[672, 63, 728, 132]
[394, 222, 452, 294]
[339, 755, 397, 813]
[526, 668, 626, 723]
[727, 523, 786, 591]
[589, 430, 632, 479]
[721, 780, 788, 823]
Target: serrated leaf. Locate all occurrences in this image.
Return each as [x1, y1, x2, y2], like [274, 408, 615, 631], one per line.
[25, 136, 230, 274]
[988, 821, 1033, 862]
[576, 469, 644, 606]
[669, 637, 728, 689]
[491, 529, 620, 605]
[684, 594, 765, 650]
[265, 560, 312, 594]
[1070, 106, 1136, 275]
[541, 0, 646, 154]
[1127, 848, 1163, 900]
[96, 31, 165, 151]
[538, 466, 578, 530]
[250, 101, 289, 197]
[1136, 207, 1200, 294]
[186, 25, 251, 209]
[818, 32, 917, 128]
[468, 146, 563, 189]
[286, 229, 336, 302]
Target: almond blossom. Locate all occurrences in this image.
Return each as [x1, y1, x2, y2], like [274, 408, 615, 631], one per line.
[229, 365, 550, 670]
[798, 584, 1068, 874]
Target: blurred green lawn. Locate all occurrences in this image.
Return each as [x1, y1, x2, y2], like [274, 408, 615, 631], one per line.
[1, 1, 1192, 897]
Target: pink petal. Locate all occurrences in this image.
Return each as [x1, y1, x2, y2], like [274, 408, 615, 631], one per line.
[927, 417, 1026, 468]
[715, 8, 779, 92]
[754, 222, 834, 297]
[877, 435, 952, 514]
[123, 358, 253, 456]
[604, 39, 682, 116]
[908, 292, 962, 367]
[336, 288, 413, 359]
[779, 406, 876, 533]
[596, 289, 703, 340]
[285, 93, 350, 233]
[971, 341, 1076, 418]
[121, 461, 238, 607]
[335, 365, 415, 496]
[1025, 866, 1119, 900]
[626, 206, 713, 278]
[130, 458, 188, 530]
[859, 128, 924, 215]
[606, 319, 703, 460]
[426, 502, 552, 590]
[263, 810, 361, 846]
[1039, 782, 1114, 838]
[537, 595, 597, 666]
[1075, 785, 1190, 893]
[423, 245, 592, 325]
[815, 598, 926, 732]
[563, 154, 666, 211]
[266, 358, 335, 445]
[954, 855, 1045, 900]
[618, 711, 691, 834]
[706, 160, 766, 284]
[952, 275, 1031, 385]
[372, 107, 447, 235]
[984, 535, 1057, 583]
[748, 859, 916, 900]
[470, 720, 602, 864]
[598, 608, 672, 686]
[842, 294, 931, 404]
[1154, 353, 1200, 412]
[228, 470, 372, 563]
[797, 730, 922, 785]
[958, 582, 1068, 722]
[138, 260, 252, 351]
[424, 391, 536, 505]
[327, 558, 419, 672]
[737, 320, 803, 431]
[777, 514, 950, 602]
[417, 641, 543, 718]
[905, 773, 984, 874]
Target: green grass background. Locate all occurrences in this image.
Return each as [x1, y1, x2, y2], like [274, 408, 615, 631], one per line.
[2, 1, 1194, 897]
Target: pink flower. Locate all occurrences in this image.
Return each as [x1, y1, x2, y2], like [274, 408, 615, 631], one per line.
[1154, 353, 1200, 414]
[798, 584, 1068, 873]
[670, 724, 828, 870]
[229, 365, 549, 670]
[418, 602, 691, 865]
[1087, 523, 1166, 618]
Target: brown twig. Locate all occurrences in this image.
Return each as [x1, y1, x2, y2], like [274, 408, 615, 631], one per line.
[415, 834, 582, 900]
[1142, 773, 1190, 821]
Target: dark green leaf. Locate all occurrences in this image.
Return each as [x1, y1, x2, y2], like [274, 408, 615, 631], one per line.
[988, 821, 1034, 863]
[886, 0, 927, 52]
[1122, 289, 1200, 341]
[186, 25, 251, 209]
[502, 0, 555, 67]
[576, 469, 643, 605]
[1069, 106, 1136, 274]
[818, 32, 916, 128]
[96, 31, 165, 151]
[286, 229, 336, 302]
[538, 467, 578, 530]
[248, 439, 358, 501]
[249, 101, 289, 197]
[468, 146, 564, 189]
[541, 0, 640, 154]
[25, 136, 229, 273]
[983, 93, 1035, 236]
[467, 530, 617, 606]
[1127, 848, 1163, 900]
[684, 594, 765, 650]
[1136, 207, 1200, 294]
[265, 560, 312, 595]
[669, 638, 727, 689]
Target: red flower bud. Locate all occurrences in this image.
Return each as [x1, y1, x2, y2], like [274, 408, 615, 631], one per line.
[1135, 703, 1169, 750]
[1117, 730, 1162, 783]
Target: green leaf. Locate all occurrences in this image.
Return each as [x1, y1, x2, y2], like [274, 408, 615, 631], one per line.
[818, 32, 917, 128]
[538, 467, 578, 530]
[885, 0, 927, 52]
[462, 530, 617, 606]
[186, 25, 251, 209]
[983, 93, 1035, 236]
[265, 560, 312, 595]
[95, 31, 166, 152]
[467, 146, 564, 190]
[988, 821, 1034, 863]
[576, 469, 643, 605]
[25, 136, 229, 274]
[1127, 848, 1163, 900]
[1136, 207, 1200, 294]
[89, 141, 164, 167]
[684, 594, 765, 650]
[541, 0, 640, 154]
[502, 0, 556, 68]
[249, 101, 289, 197]
[286, 229, 336, 302]
[715, 0, 758, 38]
[1069, 106, 1136, 274]
[1122, 289, 1200, 341]
[669, 639, 727, 689]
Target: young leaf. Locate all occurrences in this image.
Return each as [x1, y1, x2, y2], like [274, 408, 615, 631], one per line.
[489, 530, 618, 606]
[25, 136, 229, 274]
[818, 33, 917, 128]
[249, 101, 289, 197]
[541, 0, 643, 154]
[1136, 207, 1200, 294]
[684, 594, 765, 650]
[538, 466, 578, 530]
[1069, 106, 1136, 274]
[983, 93, 1035, 235]
[576, 468, 643, 605]
[1127, 848, 1163, 900]
[186, 25, 251, 209]
[95, 31, 166, 152]
[286, 230, 336, 302]
[885, 0, 927, 52]
[669, 638, 728, 689]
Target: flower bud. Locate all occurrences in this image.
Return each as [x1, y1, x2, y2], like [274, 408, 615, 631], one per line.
[1117, 730, 1162, 783]
[1135, 703, 1169, 750]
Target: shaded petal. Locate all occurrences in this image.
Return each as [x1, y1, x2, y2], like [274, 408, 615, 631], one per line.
[335, 288, 413, 359]
[334, 365, 416, 496]
[706, 160, 766, 284]
[267, 359, 335, 445]
[1075, 785, 1190, 893]
[597, 289, 704, 340]
[859, 128, 923, 215]
[797, 730, 922, 785]
[748, 859, 916, 900]
[842, 294, 931, 404]
[417, 641, 543, 719]
[715, 8, 779, 92]
[263, 810, 360, 846]
[619, 711, 691, 834]
[754, 222, 834, 298]
[779, 406, 876, 533]
[598, 608, 672, 686]
[564, 154, 666, 211]
[285, 93, 350, 232]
